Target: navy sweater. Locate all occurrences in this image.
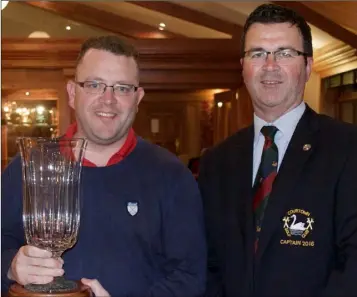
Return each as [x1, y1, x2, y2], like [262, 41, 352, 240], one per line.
[1, 137, 207, 297]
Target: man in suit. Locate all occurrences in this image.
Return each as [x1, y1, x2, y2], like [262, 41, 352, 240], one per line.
[199, 4, 357, 297]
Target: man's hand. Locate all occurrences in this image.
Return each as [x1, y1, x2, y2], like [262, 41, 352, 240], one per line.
[8, 245, 64, 285]
[81, 278, 110, 297]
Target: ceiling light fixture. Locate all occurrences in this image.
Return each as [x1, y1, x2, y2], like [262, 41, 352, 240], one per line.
[25, 92, 30, 96]
[28, 31, 51, 38]
[159, 23, 166, 28]
[66, 26, 71, 31]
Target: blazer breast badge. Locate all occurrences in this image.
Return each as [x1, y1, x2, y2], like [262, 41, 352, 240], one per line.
[280, 208, 315, 247]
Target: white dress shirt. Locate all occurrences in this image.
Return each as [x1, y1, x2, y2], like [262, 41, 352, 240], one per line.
[252, 101, 306, 185]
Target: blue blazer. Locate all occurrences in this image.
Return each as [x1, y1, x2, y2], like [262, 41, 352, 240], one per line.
[199, 105, 357, 297]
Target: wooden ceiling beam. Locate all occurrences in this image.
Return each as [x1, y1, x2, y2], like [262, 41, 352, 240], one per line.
[126, 1, 242, 38]
[271, 1, 357, 49]
[2, 38, 241, 91]
[1, 38, 241, 63]
[23, 1, 184, 39]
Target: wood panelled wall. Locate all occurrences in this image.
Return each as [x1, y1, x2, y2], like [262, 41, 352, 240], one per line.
[135, 91, 216, 158]
[212, 86, 253, 145]
[321, 83, 357, 124]
[1, 38, 253, 162]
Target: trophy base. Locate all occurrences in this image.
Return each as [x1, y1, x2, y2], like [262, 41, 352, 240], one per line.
[8, 282, 92, 297]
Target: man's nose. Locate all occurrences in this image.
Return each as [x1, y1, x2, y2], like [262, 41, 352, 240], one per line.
[100, 86, 117, 104]
[263, 53, 280, 70]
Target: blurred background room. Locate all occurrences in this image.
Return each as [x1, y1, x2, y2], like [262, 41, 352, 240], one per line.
[1, 1, 356, 175]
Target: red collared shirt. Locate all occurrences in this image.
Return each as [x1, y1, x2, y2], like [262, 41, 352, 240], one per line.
[64, 122, 137, 167]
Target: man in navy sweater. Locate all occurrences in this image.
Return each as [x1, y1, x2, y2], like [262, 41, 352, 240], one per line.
[2, 36, 206, 296]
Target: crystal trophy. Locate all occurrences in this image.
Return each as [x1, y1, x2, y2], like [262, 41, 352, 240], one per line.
[8, 137, 91, 297]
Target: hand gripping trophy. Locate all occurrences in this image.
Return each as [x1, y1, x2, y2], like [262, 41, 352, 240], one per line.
[8, 137, 91, 297]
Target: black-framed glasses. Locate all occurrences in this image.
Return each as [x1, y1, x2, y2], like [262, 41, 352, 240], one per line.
[75, 81, 139, 97]
[244, 48, 309, 63]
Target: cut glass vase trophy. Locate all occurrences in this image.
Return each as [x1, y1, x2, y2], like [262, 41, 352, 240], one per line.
[8, 137, 91, 297]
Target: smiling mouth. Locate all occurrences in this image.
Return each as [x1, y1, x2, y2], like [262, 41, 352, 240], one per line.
[260, 80, 283, 85]
[95, 111, 117, 118]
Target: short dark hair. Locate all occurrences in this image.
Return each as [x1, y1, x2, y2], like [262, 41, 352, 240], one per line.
[76, 35, 139, 66]
[241, 4, 313, 58]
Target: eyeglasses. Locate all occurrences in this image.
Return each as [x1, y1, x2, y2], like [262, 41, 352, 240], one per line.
[244, 48, 308, 64]
[75, 81, 139, 97]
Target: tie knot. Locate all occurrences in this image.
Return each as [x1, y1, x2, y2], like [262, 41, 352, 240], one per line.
[261, 125, 278, 140]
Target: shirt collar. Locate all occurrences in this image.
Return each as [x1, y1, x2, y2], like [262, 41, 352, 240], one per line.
[64, 122, 137, 167]
[254, 101, 306, 144]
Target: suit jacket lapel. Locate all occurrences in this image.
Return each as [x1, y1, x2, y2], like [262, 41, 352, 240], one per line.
[256, 105, 320, 261]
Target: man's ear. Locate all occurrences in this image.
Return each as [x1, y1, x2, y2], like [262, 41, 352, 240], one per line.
[305, 57, 313, 82]
[135, 87, 145, 113]
[66, 80, 76, 109]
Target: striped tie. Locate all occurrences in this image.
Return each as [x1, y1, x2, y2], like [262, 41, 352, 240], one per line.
[253, 125, 279, 252]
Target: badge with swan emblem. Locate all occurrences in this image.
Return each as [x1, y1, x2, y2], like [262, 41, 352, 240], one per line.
[280, 208, 315, 247]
